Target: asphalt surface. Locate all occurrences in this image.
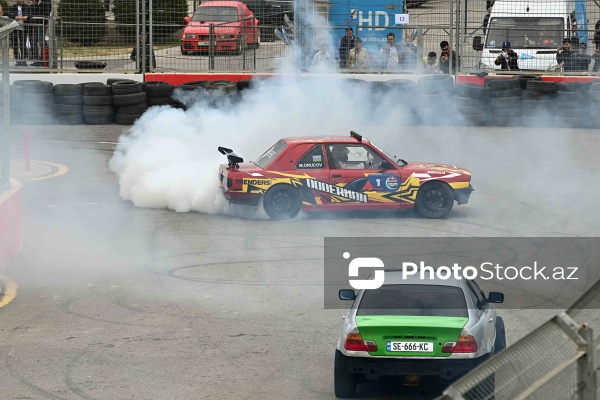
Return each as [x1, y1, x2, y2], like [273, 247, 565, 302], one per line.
[0, 121, 599, 400]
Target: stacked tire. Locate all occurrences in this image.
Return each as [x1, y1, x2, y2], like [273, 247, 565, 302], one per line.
[112, 81, 147, 125]
[455, 84, 491, 126]
[54, 84, 84, 125]
[589, 82, 600, 129]
[521, 81, 557, 127]
[485, 77, 522, 127]
[82, 83, 114, 125]
[554, 82, 591, 129]
[416, 75, 456, 126]
[19, 81, 54, 125]
[144, 81, 176, 108]
[9, 84, 25, 124]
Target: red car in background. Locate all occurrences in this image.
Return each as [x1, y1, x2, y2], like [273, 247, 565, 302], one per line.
[218, 131, 474, 220]
[181, 1, 259, 55]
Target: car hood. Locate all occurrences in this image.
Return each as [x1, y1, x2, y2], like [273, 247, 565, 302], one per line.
[404, 162, 471, 177]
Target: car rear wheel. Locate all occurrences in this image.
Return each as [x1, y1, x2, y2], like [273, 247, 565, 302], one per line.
[334, 350, 357, 398]
[415, 181, 454, 218]
[263, 185, 301, 220]
[494, 316, 506, 354]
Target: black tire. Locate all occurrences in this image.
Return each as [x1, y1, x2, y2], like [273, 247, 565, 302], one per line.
[484, 77, 520, 90]
[107, 78, 135, 86]
[263, 185, 301, 220]
[83, 95, 113, 106]
[82, 84, 112, 96]
[113, 92, 147, 106]
[556, 81, 592, 93]
[54, 104, 82, 115]
[54, 84, 83, 96]
[418, 75, 454, 95]
[591, 82, 600, 92]
[334, 350, 357, 398]
[115, 113, 140, 125]
[493, 107, 521, 117]
[112, 81, 143, 95]
[522, 90, 555, 100]
[555, 91, 586, 102]
[525, 80, 557, 93]
[147, 96, 177, 106]
[494, 316, 506, 354]
[491, 87, 522, 98]
[458, 105, 487, 116]
[23, 81, 53, 94]
[83, 105, 115, 117]
[456, 96, 482, 107]
[456, 84, 491, 100]
[57, 114, 83, 125]
[54, 95, 83, 105]
[23, 93, 54, 106]
[415, 181, 454, 219]
[491, 96, 521, 109]
[118, 103, 148, 115]
[144, 82, 174, 97]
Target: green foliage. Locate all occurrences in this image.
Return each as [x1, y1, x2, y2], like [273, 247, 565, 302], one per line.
[57, 0, 107, 45]
[113, 0, 188, 44]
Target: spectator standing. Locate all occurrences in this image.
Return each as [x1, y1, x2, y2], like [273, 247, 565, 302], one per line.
[494, 41, 519, 70]
[573, 42, 591, 71]
[557, 37, 577, 72]
[399, 36, 417, 69]
[28, 0, 51, 66]
[8, 0, 30, 66]
[439, 40, 458, 74]
[380, 32, 402, 69]
[422, 51, 440, 73]
[338, 27, 354, 69]
[312, 43, 332, 69]
[348, 37, 370, 69]
[592, 45, 600, 72]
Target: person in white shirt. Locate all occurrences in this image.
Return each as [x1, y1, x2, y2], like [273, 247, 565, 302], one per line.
[312, 43, 332, 69]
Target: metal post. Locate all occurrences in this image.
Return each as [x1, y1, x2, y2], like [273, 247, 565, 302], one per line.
[577, 324, 596, 400]
[1, 36, 10, 190]
[135, 0, 139, 72]
[141, 0, 146, 73]
[149, 0, 153, 72]
[209, 23, 215, 70]
[416, 26, 423, 73]
[449, 0, 454, 75]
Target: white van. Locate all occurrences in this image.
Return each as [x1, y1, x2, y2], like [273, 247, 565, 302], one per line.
[472, 0, 588, 71]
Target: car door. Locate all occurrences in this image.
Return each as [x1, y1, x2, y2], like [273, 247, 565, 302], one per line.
[325, 143, 402, 210]
[465, 280, 494, 354]
[293, 144, 331, 208]
[470, 279, 497, 352]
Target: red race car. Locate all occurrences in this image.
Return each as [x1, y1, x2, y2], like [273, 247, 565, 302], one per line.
[218, 131, 473, 220]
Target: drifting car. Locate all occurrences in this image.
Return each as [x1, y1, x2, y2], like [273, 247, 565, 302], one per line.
[218, 131, 473, 220]
[181, 1, 259, 55]
[335, 270, 506, 397]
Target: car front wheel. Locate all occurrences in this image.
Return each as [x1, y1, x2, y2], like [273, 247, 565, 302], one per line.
[263, 185, 301, 220]
[334, 350, 357, 398]
[415, 181, 454, 218]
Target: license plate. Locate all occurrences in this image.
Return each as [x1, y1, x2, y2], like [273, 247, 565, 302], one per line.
[198, 41, 209, 46]
[386, 341, 434, 352]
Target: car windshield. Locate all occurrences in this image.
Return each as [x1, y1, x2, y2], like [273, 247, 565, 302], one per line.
[192, 7, 240, 23]
[485, 17, 564, 49]
[254, 140, 287, 169]
[356, 284, 469, 318]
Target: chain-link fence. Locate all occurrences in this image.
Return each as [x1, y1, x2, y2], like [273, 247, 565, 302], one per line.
[2, 0, 598, 74]
[438, 278, 600, 400]
[1, 16, 19, 191]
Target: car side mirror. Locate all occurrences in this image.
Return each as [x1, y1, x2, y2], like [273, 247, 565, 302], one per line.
[488, 292, 504, 303]
[473, 36, 483, 51]
[339, 289, 356, 301]
[380, 161, 394, 170]
[184, 16, 191, 23]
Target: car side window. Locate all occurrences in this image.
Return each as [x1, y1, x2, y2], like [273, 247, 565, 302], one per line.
[465, 281, 484, 317]
[328, 144, 384, 170]
[296, 144, 325, 170]
[469, 280, 488, 308]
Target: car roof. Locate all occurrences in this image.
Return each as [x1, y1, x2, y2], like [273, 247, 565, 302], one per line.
[380, 269, 463, 287]
[281, 136, 372, 145]
[199, 1, 245, 6]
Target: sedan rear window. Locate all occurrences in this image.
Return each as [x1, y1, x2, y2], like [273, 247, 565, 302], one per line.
[254, 140, 287, 169]
[357, 285, 468, 318]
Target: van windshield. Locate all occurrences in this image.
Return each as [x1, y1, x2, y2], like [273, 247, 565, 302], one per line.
[486, 17, 564, 49]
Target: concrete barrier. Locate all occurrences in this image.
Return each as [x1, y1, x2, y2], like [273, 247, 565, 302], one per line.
[0, 179, 22, 270]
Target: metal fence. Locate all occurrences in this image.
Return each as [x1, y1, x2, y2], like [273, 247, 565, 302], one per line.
[2, 0, 599, 74]
[0, 16, 18, 191]
[437, 278, 600, 400]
